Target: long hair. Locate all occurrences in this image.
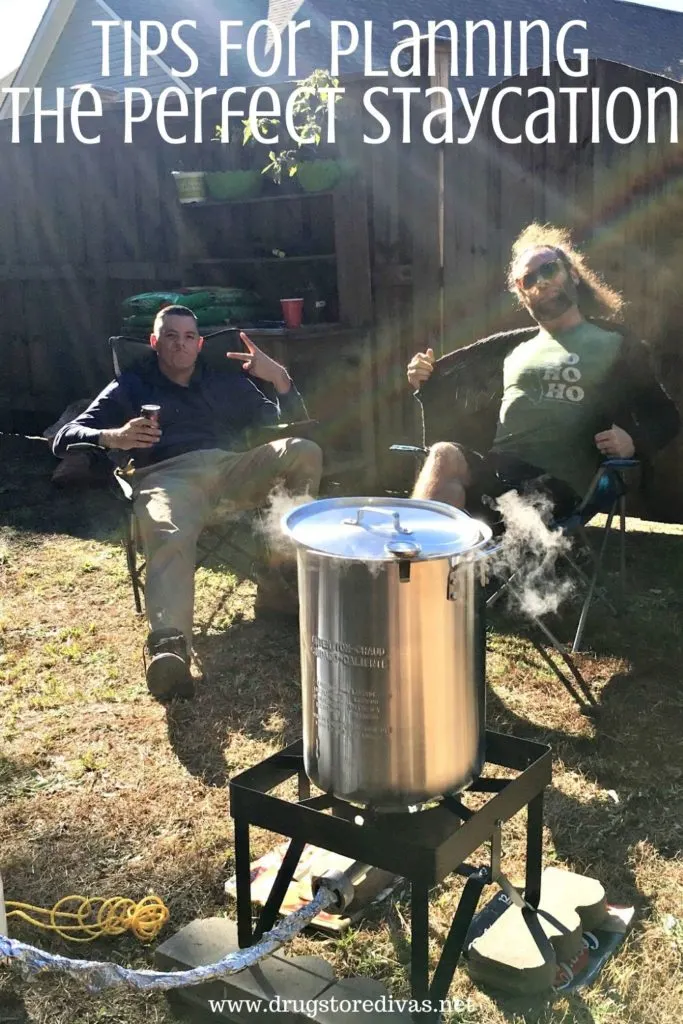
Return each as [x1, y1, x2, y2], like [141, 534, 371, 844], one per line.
[507, 223, 625, 321]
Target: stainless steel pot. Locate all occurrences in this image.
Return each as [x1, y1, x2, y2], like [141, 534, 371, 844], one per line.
[282, 497, 493, 811]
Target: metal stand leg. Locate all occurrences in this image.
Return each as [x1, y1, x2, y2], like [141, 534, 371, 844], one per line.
[298, 770, 310, 801]
[525, 793, 544, 908]
[234, 819, 253, 947]
[426, 870, 488, 1014]
[411, 884, 431, 1004]
[253, 838, 306, 940]
[229, 736, 551, 1020]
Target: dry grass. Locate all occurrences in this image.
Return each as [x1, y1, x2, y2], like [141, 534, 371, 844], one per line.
[1, 434, 683, 1024]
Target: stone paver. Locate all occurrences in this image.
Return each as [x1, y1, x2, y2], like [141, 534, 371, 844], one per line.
[156, 918, 413, 1022]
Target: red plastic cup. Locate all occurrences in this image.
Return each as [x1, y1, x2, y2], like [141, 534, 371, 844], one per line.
[280, 297, 304, 328]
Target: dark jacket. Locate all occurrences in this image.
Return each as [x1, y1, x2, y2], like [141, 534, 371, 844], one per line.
[415, 319, 680, 487]
[52, 355, 309, 468]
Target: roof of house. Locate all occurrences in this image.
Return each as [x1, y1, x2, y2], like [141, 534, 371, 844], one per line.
[4, 0, 683, 119]
[0, 68, 17, 90]
[111, 0, 683, 88]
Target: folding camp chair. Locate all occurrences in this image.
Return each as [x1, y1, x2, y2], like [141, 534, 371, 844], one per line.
[391, 440, 637, 710]
[390, 364, 639, 712]
[68, 328, 316, 617]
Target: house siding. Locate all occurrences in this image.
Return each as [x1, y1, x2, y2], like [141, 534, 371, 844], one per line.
[27, 0, 175, 110]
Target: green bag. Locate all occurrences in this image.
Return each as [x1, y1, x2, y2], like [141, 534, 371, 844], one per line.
[195, 304, 264, 326]
[122, 313, 155, 330]
[121, 292, 182, 315]
[179, 287, 256, 310]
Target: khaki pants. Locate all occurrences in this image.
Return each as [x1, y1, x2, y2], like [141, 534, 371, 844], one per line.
[131, 438, 322, 651]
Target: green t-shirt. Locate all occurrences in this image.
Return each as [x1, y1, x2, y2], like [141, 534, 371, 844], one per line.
[492, 321, 623, 496]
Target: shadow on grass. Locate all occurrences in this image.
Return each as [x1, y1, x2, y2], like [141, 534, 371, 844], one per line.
[470, 584, 683, 1021]
[492, 992, 598, 1024]
[0, 836, 225, 1023]
[0, 989, 30, 1024]
[164, 617, 302, 788]
[0, 433, 121, 543]
[487, 522, 683, 665]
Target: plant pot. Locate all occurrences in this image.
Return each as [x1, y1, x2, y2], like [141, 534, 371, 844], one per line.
[172, 170, 206, 204]
[205, 170, 263, 200]
[297, 159, 343, 193]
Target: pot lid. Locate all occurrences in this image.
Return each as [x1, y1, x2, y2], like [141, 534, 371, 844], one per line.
[282, 496, 492, 561]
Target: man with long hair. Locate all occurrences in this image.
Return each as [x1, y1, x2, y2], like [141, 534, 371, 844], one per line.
[406, 223, 679, 521]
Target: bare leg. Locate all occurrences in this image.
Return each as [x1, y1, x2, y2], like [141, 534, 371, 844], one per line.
[412, 442, 471, 508]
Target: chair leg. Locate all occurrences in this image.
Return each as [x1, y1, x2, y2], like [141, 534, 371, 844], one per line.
[124, 511, 143, 615]
[485, 570, 520, 609]
[571, 505, 616, 654]
[619, 494, 627, 596]
[492, 577, 597, 710]
[562, 549, 618, 617]
[527, 634, 597, 712]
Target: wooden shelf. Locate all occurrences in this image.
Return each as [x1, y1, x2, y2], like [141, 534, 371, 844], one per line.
[190, 254, 337, 265]
[199, 322, 349, 337]
[243, 324, 365, 344]
[183, 190, 335, 208]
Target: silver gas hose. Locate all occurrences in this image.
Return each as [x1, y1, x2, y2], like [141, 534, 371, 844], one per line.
[0, 863, 369, 993]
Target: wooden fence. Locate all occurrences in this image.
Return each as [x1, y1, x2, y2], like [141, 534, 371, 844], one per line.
[366, 62, 683, 518]
[1, 62, 682, 516]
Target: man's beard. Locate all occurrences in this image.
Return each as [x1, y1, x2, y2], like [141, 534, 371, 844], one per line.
[526, 278, 578, 322]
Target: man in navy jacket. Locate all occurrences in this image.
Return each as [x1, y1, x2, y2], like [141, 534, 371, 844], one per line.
[53, 305, 322, 701]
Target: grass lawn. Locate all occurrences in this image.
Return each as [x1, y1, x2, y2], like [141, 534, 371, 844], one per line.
[1, 433, 682, 1024]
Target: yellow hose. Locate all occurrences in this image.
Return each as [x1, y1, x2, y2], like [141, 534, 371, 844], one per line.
[5, 894, 169, 943]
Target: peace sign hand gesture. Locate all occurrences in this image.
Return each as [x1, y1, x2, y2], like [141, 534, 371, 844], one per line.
[226, 332, 291, 393]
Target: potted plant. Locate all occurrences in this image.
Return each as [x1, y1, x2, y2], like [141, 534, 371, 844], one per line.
[243, 69, 348, 191]
[171, 158, 206, 204]
[205, 124, 264, 200]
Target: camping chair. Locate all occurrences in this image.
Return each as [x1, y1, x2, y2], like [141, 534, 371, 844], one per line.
[68, 329, 317, 617]
[390, 363, 638, 712]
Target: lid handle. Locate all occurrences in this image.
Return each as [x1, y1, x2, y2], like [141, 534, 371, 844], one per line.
[385, 539, 421, 558]
[342, 507, 411, 534]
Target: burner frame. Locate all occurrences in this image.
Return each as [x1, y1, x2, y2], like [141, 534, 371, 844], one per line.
[229, 730, 551, 1014]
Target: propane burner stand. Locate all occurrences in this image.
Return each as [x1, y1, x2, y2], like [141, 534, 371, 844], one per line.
[230, 731, 551, 1014]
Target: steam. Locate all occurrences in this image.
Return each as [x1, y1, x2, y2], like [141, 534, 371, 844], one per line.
[256, 481, 316, 566]
[256, 485, 577, 611]
[488, 488, 575, 618]
[255, 489, 391, 576]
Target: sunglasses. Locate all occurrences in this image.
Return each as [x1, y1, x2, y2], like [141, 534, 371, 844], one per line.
[519, 259, 563, 290]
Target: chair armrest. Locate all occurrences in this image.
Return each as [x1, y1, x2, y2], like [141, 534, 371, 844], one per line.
[577, 458, 640, 513]
[601, 458, 639, 469]
[389, 445, 429, 473]
[66, 443, 133, 502]
[389, 444, 428, 456]
[261, 419, 318, 431]
[113, 472, 134, 502]
[246, 420, 319, 446]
